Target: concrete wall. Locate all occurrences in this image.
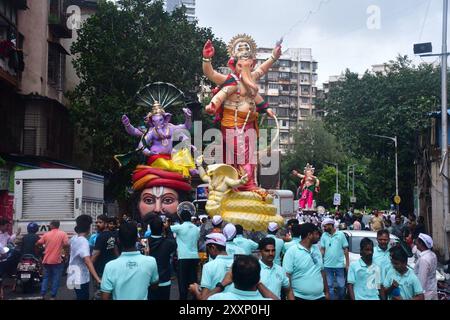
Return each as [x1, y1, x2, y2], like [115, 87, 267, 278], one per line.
[17, 0, 49, 97]
[430, 161, 450, 258]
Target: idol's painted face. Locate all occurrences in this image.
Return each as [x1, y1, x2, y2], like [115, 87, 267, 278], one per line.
[138, 187, 179, 219]
[152, 114, 165, 128]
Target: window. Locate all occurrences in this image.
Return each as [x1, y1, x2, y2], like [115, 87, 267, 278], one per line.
[47, 43, 65, 90]
[279, 97, 289, 105]
[268, 71, 278, 81]
[268, 83, 279, 90]
[300, 109, 311, 117]
[279, 60, 290, 67]
[301, 62, 310, 70]
[279, 72, 290, 80]
[301, 97, 310, 104]
[277, 108, 288, 117]
[268, 96, 278, 104]
[280, 84, 289, 92]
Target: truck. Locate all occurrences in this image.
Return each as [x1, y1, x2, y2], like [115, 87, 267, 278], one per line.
[13, 169, 104, 237]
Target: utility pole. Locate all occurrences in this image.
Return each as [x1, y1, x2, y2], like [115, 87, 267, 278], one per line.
[441, 0, 449, 261]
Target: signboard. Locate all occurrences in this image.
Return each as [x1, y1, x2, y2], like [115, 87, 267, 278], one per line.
[394, 195, 401, 205]
[333, 193, 341, 206]
[350, 196, 357, 203]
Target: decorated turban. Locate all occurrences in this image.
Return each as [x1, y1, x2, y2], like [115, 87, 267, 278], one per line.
[132, 165, 192, 192]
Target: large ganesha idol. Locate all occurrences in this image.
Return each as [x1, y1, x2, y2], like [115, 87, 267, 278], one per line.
[114, 82, 196, 179]
[199, 34, 284, 231]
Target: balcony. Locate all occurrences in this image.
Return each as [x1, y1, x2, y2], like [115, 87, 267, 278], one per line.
[290, 91, 297, 96]
[0, 41, 22, 87]
[48, 0, 72, 38]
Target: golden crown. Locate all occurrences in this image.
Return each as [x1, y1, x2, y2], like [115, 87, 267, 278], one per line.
[227, 34, 257, 60]
[304, 163, 315, 171]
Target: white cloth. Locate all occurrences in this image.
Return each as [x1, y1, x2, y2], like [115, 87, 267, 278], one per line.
[321, 218, 334, 227]
[414, 249, 438, 300]
[212, 215, 223, 226]
[205, 233, 226, 247]
[390, 214, 396, 225]
[0, 231, 15, 255]
[67, 235, 91, 287]
[268, 222, 279, 232]
[223, 223, 237, 241]
[418, 233, 433, 249]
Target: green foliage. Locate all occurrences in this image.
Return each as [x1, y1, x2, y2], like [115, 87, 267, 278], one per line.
[318, 55, 440, 212]
[68, 0, 227, 174]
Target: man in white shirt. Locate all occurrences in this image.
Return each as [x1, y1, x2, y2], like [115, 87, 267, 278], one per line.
[414, 233, 438, 300]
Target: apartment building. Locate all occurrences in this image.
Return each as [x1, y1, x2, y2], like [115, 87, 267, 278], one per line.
[256, 47, 318, 154]
[165, 0, 195, 21]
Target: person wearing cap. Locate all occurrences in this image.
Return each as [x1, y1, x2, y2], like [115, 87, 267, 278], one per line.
[283, 223, 329, 300]
[223, 223, 245, 258]
[233, 224, 258, 255]
[208, 255, 278, 300]
[320, 217, 349, 300]
[414, 233, 437, 300]
[169, 206, 200, 300]
[347, 237, 383, 300]
[373, 229, 392, 282]
[211, 215, 223, 234]
[265, 222, 284, 266]
[259, 237, 294, 300]
[282, 224, 301, 255]
[382, 245, 424, 300]
[188, 233, 234, 300]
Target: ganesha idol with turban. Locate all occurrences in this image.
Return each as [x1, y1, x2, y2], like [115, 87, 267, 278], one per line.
[114, 82, 196, 223]
[197, 35, 284, 231]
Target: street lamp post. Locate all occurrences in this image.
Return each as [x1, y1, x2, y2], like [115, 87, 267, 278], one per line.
[370, 134, 399, 211]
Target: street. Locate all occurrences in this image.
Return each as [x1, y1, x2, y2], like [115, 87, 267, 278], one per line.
[3, 274, 180, 300]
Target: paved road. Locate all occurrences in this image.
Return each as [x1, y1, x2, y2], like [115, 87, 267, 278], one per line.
[3, 274, 180, 300]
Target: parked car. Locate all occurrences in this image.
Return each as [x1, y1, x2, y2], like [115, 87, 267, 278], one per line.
[342, 230, 445, 281]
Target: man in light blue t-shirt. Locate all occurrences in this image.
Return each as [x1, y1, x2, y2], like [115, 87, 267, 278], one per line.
[233, 224, 258, 255]
[188, 233, 234, 300]
[282, 224, 301, 254]
[208, 255, 277, 300]
[283, 223, 329, 300]
[101, 223, 159, 300]
[259, 237, 294, 299]
[382, 246, 424, 300]
[265, 222, 284, 265]
[320, 218, 349, 300]
[347, 237, 382, 300]
[170, 208, 200, 300]
[223, 223, 245, 258]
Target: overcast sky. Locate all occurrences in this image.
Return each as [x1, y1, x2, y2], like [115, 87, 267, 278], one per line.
[195, 0, 444, 86]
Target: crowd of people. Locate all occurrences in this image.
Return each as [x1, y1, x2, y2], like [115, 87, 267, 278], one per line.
[0, 207, 442, 301]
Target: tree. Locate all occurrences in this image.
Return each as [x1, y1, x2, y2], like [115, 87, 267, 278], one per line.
[68, 0, 227, 173]
[280, 118, 346, 192]
[68, 0, 227, 201]
[319, 55, 440, 213]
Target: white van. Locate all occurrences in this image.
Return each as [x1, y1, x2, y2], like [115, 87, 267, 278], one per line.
[13, 169, 104, 237]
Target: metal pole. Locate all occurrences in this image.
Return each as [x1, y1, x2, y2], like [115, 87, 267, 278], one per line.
[441, 0, 449, 261]
[394, 136, 399, 214]
[347, 165, 350, 191]
[352, 165, 355, 198]
[336, 164, 339, 194]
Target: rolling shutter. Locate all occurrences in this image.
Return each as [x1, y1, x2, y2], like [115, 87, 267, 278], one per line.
[23, 179, 74, 219]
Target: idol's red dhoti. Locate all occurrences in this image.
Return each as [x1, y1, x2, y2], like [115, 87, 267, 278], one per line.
[220, 108, 259, 191]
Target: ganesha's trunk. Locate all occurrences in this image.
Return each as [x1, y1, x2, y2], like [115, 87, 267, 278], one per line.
[241, 64, 258, 97]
